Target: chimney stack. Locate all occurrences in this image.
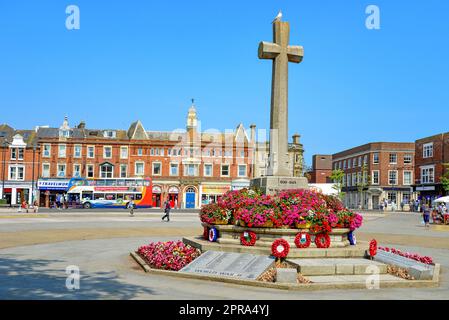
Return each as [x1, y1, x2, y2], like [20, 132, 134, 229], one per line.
[292, 133, 300, 145]
[250, 124, 256, 143]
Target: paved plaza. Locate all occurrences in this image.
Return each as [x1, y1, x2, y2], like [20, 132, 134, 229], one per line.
[0, 209, 448, 299]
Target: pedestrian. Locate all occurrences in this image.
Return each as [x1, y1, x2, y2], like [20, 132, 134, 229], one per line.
[379, 201, 384, 212]
[422, 203, 431, 228]
[400, 200, 405, 212]
[162, 199, 171, 222]
[33, 199, 39, 213]
[56, 193, 61, 210]
[128, 198, 135, 216]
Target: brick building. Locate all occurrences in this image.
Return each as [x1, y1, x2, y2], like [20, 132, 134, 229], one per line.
[307, 154, 332, 183]
[0, 124, 39, 206]
[413, 132, 449, 203]
[32, 103, 255, 209]
[332, 142, 415, 210]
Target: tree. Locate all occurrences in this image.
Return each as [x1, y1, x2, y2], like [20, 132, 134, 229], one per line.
[330, 169, 345, 201]
[355, 163, 371, 209]
[440, 163, 449, 195]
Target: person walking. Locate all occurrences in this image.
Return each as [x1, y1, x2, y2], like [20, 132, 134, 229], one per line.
[33, 199, 39, 213]
[162, 199, 171, 222]
[400, 200, 405, 212]
[128, 198, 135, 216]
[422, 202, 431, 228]
[56, 193, 61, 210]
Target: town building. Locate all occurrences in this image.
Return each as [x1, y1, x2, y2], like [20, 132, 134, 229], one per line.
[413, 132, 449, 203]
[0, 124, 39, 206]
[307, 154, 332, 183]
[332, 142, 415, 210]
[252, 132, 305, 179]
[32, 103, 256, 209]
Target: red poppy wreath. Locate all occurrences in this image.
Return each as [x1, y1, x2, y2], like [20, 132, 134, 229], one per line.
[315, 233, 331, 248]
[294, 232, 311, 249]
[240, 231, 257, 246]
[271, 238, 290, 258]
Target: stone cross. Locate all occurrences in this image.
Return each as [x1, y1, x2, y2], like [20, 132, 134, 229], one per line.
[259, 20, 303, 176]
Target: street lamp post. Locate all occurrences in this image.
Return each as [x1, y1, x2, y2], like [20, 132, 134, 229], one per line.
[31, 144, 36, 204]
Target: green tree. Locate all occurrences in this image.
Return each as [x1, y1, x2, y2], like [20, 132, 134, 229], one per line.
[441, 163, 449, 195]
[330, 169, 345, 201]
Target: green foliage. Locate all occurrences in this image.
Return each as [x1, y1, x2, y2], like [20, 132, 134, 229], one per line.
[330, 169, 345, 201]
[441, 163, 449, 194]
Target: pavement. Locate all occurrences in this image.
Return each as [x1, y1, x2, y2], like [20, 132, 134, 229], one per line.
[0, 210, 448, 299]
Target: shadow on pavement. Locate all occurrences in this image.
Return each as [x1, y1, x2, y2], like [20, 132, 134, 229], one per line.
[0, 255, 156, 299]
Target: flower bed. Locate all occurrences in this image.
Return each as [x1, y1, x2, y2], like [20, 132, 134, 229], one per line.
[199, 188, 363, 234]
[137, 241, 201, 271]
[378, 247, 434, 265]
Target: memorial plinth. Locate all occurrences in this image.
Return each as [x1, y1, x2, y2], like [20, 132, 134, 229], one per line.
[250, 175, 309, 195]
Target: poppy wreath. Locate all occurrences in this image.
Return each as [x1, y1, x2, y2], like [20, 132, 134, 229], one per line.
[208, 227, 218, 242]
[369, 239, 377, 257]
[271, 238, 290, 258]
[294, 232, 311, 249]
[203, 226, 209, 240]
[240, 231, 257, 246]
[314, 233, 331, 248]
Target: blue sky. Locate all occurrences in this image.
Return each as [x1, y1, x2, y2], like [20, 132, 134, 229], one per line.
[1, 0, 448, 166]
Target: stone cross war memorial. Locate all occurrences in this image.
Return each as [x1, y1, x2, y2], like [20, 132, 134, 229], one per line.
[251, 18, 309, 195]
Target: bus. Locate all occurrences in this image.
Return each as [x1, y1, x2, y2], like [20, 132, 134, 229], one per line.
[66, 177, 153, 209]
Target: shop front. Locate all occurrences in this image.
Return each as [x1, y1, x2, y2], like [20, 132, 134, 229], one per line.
[231, 179, 250, 191]
[167, 186, 179, 208]
[38, 179, 70, 208]
[1, 182, 33, 206]
[201, 184, 231, 205]
[414, 184, 444, 204]
[152, 185, 162, 208]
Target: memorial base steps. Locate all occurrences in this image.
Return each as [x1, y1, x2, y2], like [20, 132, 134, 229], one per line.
[286, 258, 388, 276]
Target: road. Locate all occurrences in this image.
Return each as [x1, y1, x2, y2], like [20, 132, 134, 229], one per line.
[0, 210, 448, 299]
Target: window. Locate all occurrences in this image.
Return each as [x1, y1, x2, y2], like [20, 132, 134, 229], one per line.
[352, 158, 356, 168]
[347, 160, 351, 169]
[372, 170, 379, 185]
[358, 157, 362, 167]
[10, 148, 17, 160]
[86, 164, 94, 178]
[58, 144, 66, 158]
[357, 172, 361, 185]
[240, 150, 245, 158]
[152, 162, 161, 175]
[421, 166, 434, 184]
[363, 155, 368, 165]
[389, 153, 397, 164]
[120, 164, 127, 178]
[103, 130, 116, 138]
[343, 160, 347, 169]
[9, 165, 24, 180]
[423, 143, 433, 158]
[352, 173, 357, 186]
[342, 175, 346, 187]
[403, 171, 412, 185]
[238, 165, 247, 177]
[373, 153, 379, 164]
[347, 174, 351, 187]
[184, 164, 199, 176]
[74, 145, 82, 158]
[100, 164, 113, 178]
[87, 146, 95, 158]
[402, 192, 411, 204]
[42, 163, 50, 178]
[204, 164, 213, 177]
[387, 192, 397, 204]
[160, 148, 164, 156]
[138, 148, 143, 156]
[73, 164, 81, 177]
[43, 144, 51, 157]
[57, 164, 66, 177]
[135, 162, 144, 175]
[17, 148, 24, 160]
[103, 146, 112, 159]
[120, 146, 128, 159]
[388, 170, 398, 185]
[221, 164, 230, 176]
[404, 154, 413, 164]
[170, 163, 179, 176]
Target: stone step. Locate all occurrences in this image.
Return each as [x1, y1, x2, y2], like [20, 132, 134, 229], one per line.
[307, 274, 407, 284]
[287, 258, 388, 276]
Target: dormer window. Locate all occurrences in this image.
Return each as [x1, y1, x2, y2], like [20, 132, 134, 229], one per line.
[104, 130, 116, 138]
[59, 130, 71, 138]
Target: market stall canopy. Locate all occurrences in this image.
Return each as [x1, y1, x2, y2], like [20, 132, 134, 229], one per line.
[434, 196, 449, 203]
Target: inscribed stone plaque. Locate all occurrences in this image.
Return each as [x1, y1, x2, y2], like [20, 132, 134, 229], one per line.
[180, 251, 275, 280]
